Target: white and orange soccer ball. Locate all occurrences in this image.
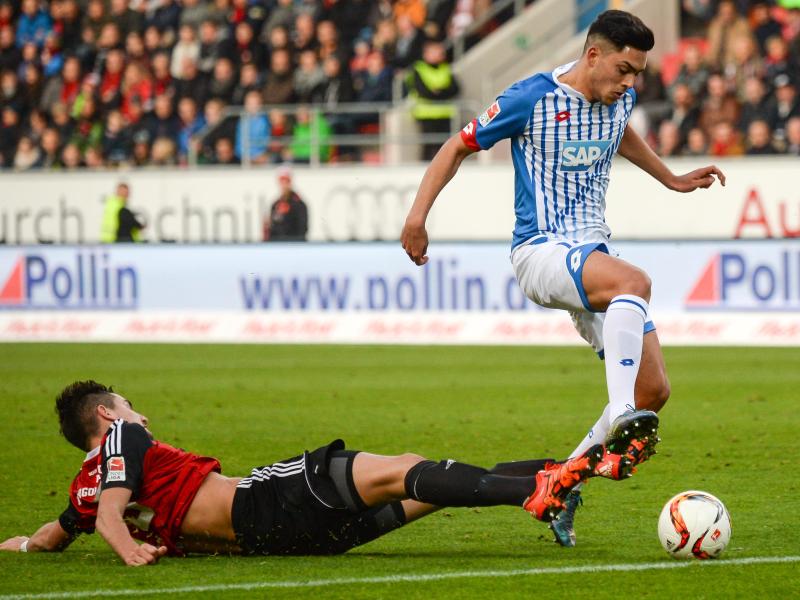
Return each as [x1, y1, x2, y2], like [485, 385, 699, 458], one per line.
[657, 490, 732, 559]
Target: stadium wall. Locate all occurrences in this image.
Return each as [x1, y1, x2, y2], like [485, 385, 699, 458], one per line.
[1, 241, 798, 345]
[0, 157, 798, 244]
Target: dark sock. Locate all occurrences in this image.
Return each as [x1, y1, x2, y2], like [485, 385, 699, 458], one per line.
[405, 460, 537, 507]
[489, 458, 554, 477]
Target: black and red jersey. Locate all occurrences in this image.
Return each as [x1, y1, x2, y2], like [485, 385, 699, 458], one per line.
[59, 419, 221, 555]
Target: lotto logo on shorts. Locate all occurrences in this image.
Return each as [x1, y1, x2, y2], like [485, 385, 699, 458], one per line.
[561, 140, 612, 171]
[106, 456, 126, 482]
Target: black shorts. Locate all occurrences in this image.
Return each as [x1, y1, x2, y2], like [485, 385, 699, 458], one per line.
[231, 440, 404, 556]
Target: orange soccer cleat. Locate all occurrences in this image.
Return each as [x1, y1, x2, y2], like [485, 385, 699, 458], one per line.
[523, 444, 604, 522]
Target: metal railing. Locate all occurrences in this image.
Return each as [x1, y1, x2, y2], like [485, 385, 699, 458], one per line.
[189, 100, 481, 167]
[445, 0, 532, 62]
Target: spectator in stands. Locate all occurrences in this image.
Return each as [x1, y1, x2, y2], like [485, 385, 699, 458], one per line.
[263, 165, 308, 241]
[289, 105, 331, 163]
[745, 118, 779, 154]
[372, 18, 398, 66]
[709, 120, 744, 156]
[262, 48, 295, 104]
[99, 48, 124, 112]
[772, 73, 800, 141]
[683, 126, 708, 157]
[171, 24, 200, 79]
[232, 21, 266, 67]
[358, 50, 392, 104]
[198, 97, 234, 163]
[177, 96, 205, 159]
[0, 104, 21, 166]
[40, 54, 80, 114]
[393, 14, 424, 68]
[174, 57, 208, 105]
[20, 63, 43, 110]
[763, 35, 795, 83]
[148, 0, 181, 45]
[60, 141, 82, 169]
[267, 108, 288, 161]
[264, 24, 290, 55]
[739, 75, 775, 130]
[180, 0, 211, 31]
[150, 135, 177, 165]
[207, 56, 236, 102]
[724, 34, 763, 100]
[293, 12, 317, 54]
[394, 0, 426, 29]
[409, 39, 459, 160]
[35, 126, 60, 168]
[316, 19, 347, 64]
[13, 134, 40, 170]
[125, 31, 147, 64]
[294, 48, 325, 102]
[145, 93, 181, 142]
[25, 107, 47, 145]
[751, 1, 782, 54]
[198, 19, 223, 74]
[83, 0, 107, 41]
[261, 0, 295, 37]
[102, 109, 132, 164]
[656, 120, 683, 157]
[151, 51, 173, 96]
[131, 130, 151, 166]
[213, 136, 238, 164]
[54, 0, 81, 52]
[319, 55, 354, 106]
[232, 60, 259, 104]
[84, 145, 104, 168]
[0, 25, 22, 73]
[1, 68, 21, 112]
[110, 0, 144, 39]
[672, 44, 709, 102]
[16, 0, 52, 49]
[784, 115, 800, 154]
[73, 25, 96, 71]
[120, 62, 153, 121]
[100, 182, 146, 243]
[235, 89, 270, 163]
[71, 92, 103, 152]
[698, 73, 741, 136]
[707, 0, 753, 68]
[97, 22, 122, 53]
[425, 0, 457, 41]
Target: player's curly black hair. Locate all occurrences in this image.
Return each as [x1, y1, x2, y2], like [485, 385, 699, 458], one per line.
[586, 10, 655, 53]
[55, 380, 117, 451]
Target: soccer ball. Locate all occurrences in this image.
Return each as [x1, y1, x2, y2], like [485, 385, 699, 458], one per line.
[657, 490, 731, 559]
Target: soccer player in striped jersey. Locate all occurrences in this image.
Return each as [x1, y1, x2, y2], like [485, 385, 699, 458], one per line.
[401, 10, 726, 547]
[1, 381, 652, 563]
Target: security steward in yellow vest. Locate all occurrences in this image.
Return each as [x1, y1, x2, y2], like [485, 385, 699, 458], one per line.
[409, 40, 460, 160]
[100, 183, 145, 243]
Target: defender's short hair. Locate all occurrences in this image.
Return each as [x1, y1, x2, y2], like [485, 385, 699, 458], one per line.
[586, 10, 654, 53]
[55, 380, 117, 451]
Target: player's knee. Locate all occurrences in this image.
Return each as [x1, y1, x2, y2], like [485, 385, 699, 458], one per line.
[625, 269, 652, 301]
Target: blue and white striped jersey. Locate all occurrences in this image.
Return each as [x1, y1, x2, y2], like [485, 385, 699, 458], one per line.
[460, 62, 637, 249]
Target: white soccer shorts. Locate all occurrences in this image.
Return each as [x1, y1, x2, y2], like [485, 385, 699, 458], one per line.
[511, 235, 655, 356]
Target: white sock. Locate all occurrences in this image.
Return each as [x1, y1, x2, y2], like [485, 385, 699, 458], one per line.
[603, 294, 648, 423]
[569, 404, 611, 459]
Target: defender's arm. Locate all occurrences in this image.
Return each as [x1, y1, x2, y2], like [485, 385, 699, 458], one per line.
[401, 134, 476, 266]
[96, 487, 166, 566]
[0, 520, 75, 553]
[618, 124, 726, 192]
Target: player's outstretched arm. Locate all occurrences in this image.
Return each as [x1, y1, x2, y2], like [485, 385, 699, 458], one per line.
[0, 520, 74, 553]
[96, 487, 167, 566]
[618, 124, 726, 193]
[401, 134, 476, 266]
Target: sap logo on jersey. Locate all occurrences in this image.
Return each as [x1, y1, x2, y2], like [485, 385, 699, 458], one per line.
[0, 251, 138, 309]
[561, 140, 612, 172]
[686, 250, 800, 310]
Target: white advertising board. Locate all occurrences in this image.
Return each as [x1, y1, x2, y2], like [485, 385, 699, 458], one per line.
[1, 241, 798, 344]
[0, 157, 798, 244]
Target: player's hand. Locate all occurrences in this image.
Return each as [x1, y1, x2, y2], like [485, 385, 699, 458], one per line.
[124, 543, 167, 566]
[401, 220, 429, 266]
[669, 165, 726, 193]
[0, 536, 29, 552]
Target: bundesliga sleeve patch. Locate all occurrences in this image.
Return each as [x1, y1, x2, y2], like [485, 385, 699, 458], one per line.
[105, 456, 126, 482]
[478, 100, 501, 127]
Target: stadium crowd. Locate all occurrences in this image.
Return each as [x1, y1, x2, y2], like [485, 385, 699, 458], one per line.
[0, 0, 799, 170]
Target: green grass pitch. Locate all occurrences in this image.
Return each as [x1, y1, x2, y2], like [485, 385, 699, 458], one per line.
[1, 343, 798, 599]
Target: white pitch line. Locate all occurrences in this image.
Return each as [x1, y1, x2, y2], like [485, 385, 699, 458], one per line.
[1, 555, 798, 600]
